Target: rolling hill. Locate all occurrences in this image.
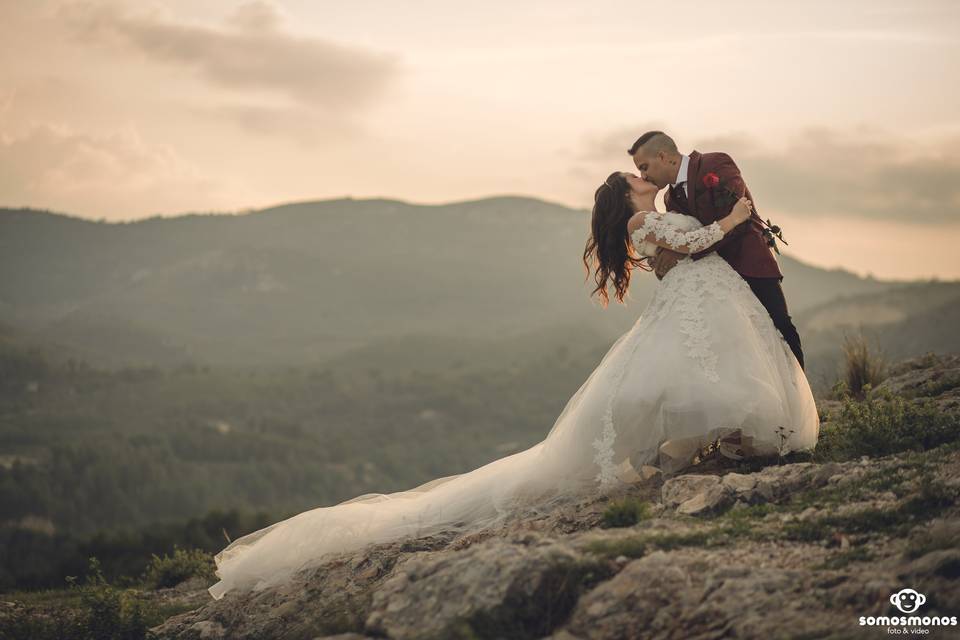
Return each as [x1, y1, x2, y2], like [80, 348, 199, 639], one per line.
[2, 196, 930, 377]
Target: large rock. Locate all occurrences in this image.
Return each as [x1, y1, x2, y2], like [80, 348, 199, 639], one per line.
[661, 475, 721, 509]
[900, 548, 960, 581]
[564, 549, 883, 639]
[675, 482, 734, 516]
[751, 462, 818, 502]
[877, 353, 960, 411]
[660, 462, 846, 516]
[364, 534, 614, 640]
[149, 537, 409, 639]
[719, 472, 757, 496]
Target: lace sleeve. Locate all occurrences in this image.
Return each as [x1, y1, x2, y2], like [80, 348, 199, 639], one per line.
[634, 211, 724, 254]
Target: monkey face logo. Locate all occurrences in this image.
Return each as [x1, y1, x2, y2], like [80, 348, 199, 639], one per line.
[890, 588, 927, 613]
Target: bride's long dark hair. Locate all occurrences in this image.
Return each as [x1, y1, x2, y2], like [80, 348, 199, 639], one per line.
[582, 171, 650, 308]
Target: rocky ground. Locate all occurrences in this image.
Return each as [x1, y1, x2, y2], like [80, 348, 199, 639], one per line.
[146, 354, 960, 640]
[3, 355, 957, 640]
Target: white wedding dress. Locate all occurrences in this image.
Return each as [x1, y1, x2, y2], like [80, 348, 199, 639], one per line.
[207, 210, 819, 600]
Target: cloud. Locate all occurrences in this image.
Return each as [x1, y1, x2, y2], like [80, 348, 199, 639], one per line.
[577, 125, 960, 224]
[184, 102, 362, 148]
[696, 128, 960, 225]
[56, 1, 401, 113]
[0, 122, 232, 219]
[0, 87, 15, 117]
[225, 1, 290, 33]
[576, 123, 671, 163]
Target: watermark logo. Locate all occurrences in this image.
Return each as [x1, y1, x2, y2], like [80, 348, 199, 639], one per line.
[857, 586, 957, 633]
[890, 588, 926, 614]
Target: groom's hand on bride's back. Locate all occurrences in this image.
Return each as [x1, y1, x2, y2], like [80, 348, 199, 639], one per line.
[653, 247, 683, 280]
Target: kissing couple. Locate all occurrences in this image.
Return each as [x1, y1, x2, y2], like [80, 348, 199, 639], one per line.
[207, 131, 819, 601]
[588, 129, 816, 470]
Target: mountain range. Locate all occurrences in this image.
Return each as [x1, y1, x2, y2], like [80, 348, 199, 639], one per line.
[2, 196, 956, 388]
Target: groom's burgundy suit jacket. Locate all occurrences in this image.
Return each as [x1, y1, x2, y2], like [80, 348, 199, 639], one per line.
[664, 150, 782, 279]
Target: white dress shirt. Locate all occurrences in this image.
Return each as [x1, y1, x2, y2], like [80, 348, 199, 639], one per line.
[672, 154, 690, 198]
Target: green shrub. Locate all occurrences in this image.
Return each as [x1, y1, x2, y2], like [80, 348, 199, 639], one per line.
[0, 557, 162, 640]
[815, 388, 960, 462]
[600, 497, 651, 528]
[839, 332, 887, 399]
[585, 530, 715, 559]
[140, 544, 215, 589]
[72, 558, 158, 640]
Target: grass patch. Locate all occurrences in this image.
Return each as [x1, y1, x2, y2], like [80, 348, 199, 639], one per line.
[717, 502, 777, 533]
[600, 497, 652, 529]
[786, 458, 927, 513]
[140, 544, 215, 589]
[585, 465, 953, 568]
[1, 557, 164, 640]
[782, 474, 954, 543]
[588, 503, 784, 561]
[706, 459, 955, 547]
[1, 586, 87, 609]
[816, 546, 874, 570]
[585, 529, 722, 560]
[815, 388, 960, 462]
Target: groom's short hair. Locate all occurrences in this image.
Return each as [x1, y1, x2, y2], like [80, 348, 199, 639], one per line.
[627, 131, 678, 156]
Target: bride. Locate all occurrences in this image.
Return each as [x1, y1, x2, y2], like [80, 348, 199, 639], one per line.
[207, 172, 819, 600]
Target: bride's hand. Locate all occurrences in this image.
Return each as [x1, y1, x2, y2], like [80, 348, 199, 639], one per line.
[731, 196, 752, 224]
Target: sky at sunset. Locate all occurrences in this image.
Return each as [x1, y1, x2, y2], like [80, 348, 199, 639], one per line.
[1, 0, 958, 280]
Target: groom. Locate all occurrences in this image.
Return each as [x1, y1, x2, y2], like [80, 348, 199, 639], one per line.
[627, 130, 805, 369]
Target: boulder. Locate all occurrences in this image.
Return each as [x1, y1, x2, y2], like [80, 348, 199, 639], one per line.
[564, 549, 880, 639]
[660, 461, 841, 516]
[676, 482, 734, 516]
[661, 475, 720, 509]
[364, 535, 614, 639]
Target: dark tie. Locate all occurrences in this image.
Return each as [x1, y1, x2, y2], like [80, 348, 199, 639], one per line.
[671, 184, 688, 212]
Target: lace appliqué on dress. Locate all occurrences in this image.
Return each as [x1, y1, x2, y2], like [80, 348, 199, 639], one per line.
[655, 251, 796, 384]
[673, 269, 721, 383]
[632, 212, 727, 383]
[592, 403, 618, 488]
[632, 211, 724, 254]
[592, 328, 646, 489]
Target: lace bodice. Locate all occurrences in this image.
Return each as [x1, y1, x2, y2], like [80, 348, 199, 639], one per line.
[630, 211, 723, 257]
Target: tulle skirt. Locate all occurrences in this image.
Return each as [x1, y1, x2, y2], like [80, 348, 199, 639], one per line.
[207, 253, 819, 600]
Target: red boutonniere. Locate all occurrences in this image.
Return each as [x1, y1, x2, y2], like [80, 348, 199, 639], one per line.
[698, 172, 789, 254]
[701, 172, 729, 213]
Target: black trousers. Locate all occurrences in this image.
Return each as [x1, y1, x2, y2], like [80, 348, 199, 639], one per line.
[743, 276, 805, 370]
